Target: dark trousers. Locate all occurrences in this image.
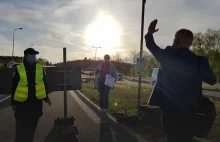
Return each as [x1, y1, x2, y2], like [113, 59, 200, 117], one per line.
[14, 117, 40, 142]
[98, 82, 111, 109]
[162, 112, 193, 142]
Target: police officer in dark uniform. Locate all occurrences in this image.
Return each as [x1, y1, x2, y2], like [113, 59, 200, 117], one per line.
[11, 48, 51, 142]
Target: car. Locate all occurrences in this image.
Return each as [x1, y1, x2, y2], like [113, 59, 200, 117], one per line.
[116, 73, 124, 81]
[151, 68, 159, 86]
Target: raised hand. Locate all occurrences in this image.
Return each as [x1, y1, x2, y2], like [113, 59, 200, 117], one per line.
[148, 19, 159, 34]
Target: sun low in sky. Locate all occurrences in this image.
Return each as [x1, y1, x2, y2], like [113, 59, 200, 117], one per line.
[85, 12, 122, 56]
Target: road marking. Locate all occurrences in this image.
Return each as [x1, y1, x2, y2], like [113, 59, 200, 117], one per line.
[0, 95, 11, 103]
[76, 90, 100, 111]
[69, 91, 101, 124]
[76, 90, 147, 142]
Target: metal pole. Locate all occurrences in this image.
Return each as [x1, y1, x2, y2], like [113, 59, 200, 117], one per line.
[12, 29, 15, 62]
[95, 48, 97, 60]
[12, 28, 23, 63]
[92, 46, 101, 60]
[138, 0, 146, 116]
[63, 47, 67, 118]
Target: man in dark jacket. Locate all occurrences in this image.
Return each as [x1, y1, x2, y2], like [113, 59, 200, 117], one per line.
[145, 19, 217, 142]
[11, 48, 51, 142]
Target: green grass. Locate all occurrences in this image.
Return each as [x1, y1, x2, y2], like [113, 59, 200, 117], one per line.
[81, 74, 95, 79]
[80, 82, 220, 142]
[81, 82, 152, 115]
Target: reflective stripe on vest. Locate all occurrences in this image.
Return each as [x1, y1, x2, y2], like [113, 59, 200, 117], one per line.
[14, 64, 46, 102]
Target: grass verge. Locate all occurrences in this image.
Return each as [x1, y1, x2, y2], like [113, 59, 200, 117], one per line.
[81, 74, 95, 79]
[80, 82, 220, 142]
[81, 82, 152, 115]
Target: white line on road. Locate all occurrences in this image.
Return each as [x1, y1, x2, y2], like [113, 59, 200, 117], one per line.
[76, 90, 147, 142]
[69, 91, 101, 124]
[76, 90, 100, 111]
[0, 95, 11, 103]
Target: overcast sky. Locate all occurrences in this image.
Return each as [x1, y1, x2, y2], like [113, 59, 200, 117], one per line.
[0, 0, 219, 63]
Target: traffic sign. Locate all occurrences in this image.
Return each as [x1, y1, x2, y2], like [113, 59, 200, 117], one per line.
[136, 58, 144, 71]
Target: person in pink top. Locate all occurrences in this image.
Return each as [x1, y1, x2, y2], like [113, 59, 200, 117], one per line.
[95, 54, 117, 113]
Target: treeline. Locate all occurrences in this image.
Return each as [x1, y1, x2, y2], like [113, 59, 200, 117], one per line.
[0, 56, 51, 68]
[54, 51, 159, 77]
[54, 60, 133, 76]
[192, 29, 220, 79]
[0, 56, 22, 64]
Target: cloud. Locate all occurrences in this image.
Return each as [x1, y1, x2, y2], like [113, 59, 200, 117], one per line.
[0, 0, 220, 63]
[53, 0, 99, 17]
[0, 3, 43, 28]
[0, 2, 89, 61]
[0, 34, 24, 56]
[0, 34, 12, 55]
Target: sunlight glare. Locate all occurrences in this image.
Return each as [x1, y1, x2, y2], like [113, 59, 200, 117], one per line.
[86, 12, 122, 50]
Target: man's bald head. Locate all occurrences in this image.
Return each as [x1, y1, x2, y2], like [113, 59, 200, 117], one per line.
[172, 29, 193, 48]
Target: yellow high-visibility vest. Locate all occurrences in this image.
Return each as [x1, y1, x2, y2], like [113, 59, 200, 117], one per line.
[14, 64, 46, 102]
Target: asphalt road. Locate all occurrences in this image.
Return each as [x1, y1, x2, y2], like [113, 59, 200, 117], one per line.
[0, 92, 141, 142]
[125, 77, 220, 89]
[119, 79, 220, 99]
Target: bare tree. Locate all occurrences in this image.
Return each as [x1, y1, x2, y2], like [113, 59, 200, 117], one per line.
[112, 52, 123, 63]
[129, 50, 138, 64]
[128, 50, 139, 76]
[123, 57, 128, 64]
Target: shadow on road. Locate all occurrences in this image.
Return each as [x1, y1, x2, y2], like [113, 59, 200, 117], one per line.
[99, 120, 141, 142]
[44, 120, 140, 142]
[74, 91, 141, 142]
[99, 122, 114, 142]
[44, 126, 78, 142]
[44, 127, 57, 142]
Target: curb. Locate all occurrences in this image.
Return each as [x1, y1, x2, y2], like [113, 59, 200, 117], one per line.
[75, 90, 147, 142]
[0, 95, 11, 103]
[75, 90, 213, 142]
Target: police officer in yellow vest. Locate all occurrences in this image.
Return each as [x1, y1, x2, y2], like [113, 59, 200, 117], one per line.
[11, 48, 51, 142]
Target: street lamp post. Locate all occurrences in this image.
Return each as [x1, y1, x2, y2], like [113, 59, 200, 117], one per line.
[12, 28, 23, 62]
[92, 46, 101, 60]
[137, 0, 146, 116]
